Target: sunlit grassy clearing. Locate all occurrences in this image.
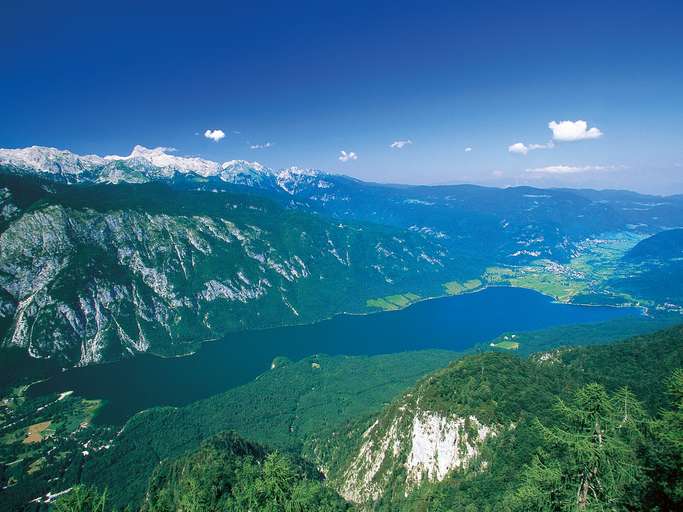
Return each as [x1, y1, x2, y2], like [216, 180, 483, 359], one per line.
[490, 340, 520, 350]
[366, 292, 421, 310]
[443, 279, 482, 295]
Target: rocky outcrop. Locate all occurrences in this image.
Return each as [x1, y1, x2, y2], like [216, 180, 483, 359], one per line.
[327, 355, 541, 505]
[406, 412, 495, 485]
[338, 404, 496, 503]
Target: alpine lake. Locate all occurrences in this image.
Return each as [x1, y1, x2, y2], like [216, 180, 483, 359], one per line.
[30, 286, 641, 424]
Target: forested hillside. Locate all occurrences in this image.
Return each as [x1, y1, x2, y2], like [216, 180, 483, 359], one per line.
[325, 326, 683, 510]
[2, 350, 456, 510]
[40, 325, 683, 511]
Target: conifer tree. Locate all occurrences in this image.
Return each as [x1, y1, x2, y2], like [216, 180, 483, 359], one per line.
[512, 383, 645, 511]
[644, 369, 683, 509]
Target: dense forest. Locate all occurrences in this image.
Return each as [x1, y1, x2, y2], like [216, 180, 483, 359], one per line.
[43, 326, 682, 511]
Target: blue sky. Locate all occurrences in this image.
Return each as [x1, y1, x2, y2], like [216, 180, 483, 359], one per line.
[1, 0, 682, 193]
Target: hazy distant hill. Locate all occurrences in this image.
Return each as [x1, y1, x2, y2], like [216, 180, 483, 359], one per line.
[625, 228, 683, 260]
[610, 228, 683, 306]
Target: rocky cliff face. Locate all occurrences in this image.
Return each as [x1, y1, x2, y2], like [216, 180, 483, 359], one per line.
[322, 353, 541, 505]
[0, 181, 454, 365]
[338, 398, 496, 503]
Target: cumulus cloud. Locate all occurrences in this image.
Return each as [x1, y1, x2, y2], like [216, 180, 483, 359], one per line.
[509, 120, 601, 156]
[526, 164, 619, 174]
[250, 142, 273, 149]
[548, 120, 603, 141]
[464, 147, 473, 152]
[339, 150, 358, 162]
[508, 142, 530, 155]
[204, 129, 226, 142]
[390, 139, 412, 149]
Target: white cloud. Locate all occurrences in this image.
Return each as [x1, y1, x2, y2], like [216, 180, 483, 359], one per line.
[508, 142, 530, 155]
[526, 164, 619, 174]
[464, 147, 473, 152]
[339, 150, 358, 162]
[204, 129, 226, 142]
[390, 139, 412, 149]
[528, 141, 554, 150]
[250, 142, 273, 149]
[508, 140, 554, 156]
[492, 170, 504, 177]
[548, 120, 603, 141]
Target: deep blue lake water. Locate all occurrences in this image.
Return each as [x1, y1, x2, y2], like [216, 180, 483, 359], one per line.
[31, 287, 639, 424]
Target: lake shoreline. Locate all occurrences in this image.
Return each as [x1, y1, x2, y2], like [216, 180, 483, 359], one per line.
[150, 283, 651, 360]
[29, 286, 641, 425]
[34, 283, 652, 384]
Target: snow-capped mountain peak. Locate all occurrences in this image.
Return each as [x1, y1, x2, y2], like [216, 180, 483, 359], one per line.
[218, 159, 275, 187]
[278, 166, 319, 177]
[0, 145, 337, 193]
[275, 166, 323, 194]
[105, 145, 220, 177]
[221, 159, 266, 172]
[0, 145, 105, 176]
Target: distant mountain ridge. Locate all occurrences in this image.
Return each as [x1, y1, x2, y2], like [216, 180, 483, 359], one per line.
[625, 228, 683, 260]
[609, 228, 683, 306]
[0, 145, 331, 194]
[6, 145, 683, 264]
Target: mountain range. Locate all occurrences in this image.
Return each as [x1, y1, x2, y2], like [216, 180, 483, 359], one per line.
[2, 146, 683, 366]
[0, 145, 325, 192]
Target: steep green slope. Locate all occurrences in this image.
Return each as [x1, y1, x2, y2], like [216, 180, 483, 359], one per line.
[140, 431, 349, 512]
[76, 350, 458, 508]
[5, 326, 682, 511]
[325, 326, 683, 509]
[624, 228, 683, 260]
